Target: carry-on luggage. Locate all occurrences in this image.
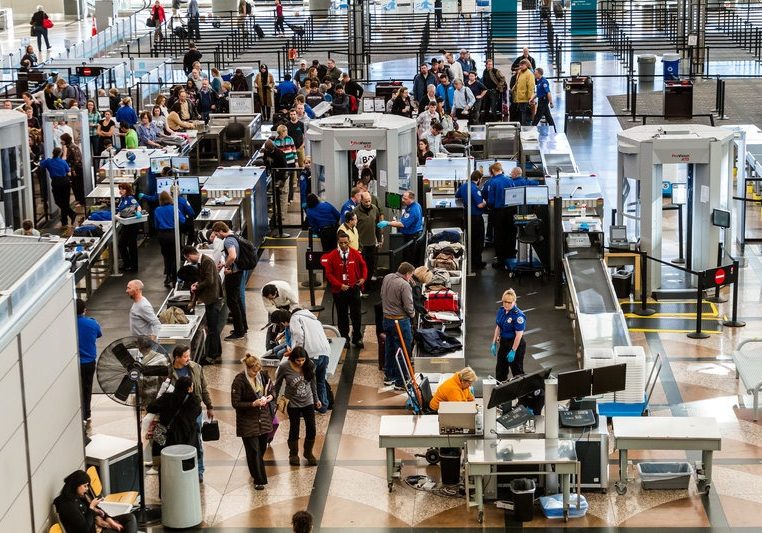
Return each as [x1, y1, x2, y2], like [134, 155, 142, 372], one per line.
[254, 23, 265, 39]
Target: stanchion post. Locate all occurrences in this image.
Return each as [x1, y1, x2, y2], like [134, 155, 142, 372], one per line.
[723, 260, 746, 327]
[706, 242, 727, 303]
[687, 278, 709, 339]
[633, 250, 655, 316]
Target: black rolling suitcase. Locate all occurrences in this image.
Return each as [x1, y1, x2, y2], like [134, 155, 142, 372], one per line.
[254, 23, 265, 39]
[173, 25, 187, 39]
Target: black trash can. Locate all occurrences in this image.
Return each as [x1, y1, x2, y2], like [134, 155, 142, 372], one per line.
[611, 268, 633, 298]
[439, 447, 462, 485]
[510, 478, 536, 522]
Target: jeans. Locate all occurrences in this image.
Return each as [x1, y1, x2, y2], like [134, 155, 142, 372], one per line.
[314, 355, 329, 413]
[204, 299, 223, 358]
[241, 434, 268, 484]
[80, 361, 96, 420]
[383, 317, 413, 386]
[287, 404, 316, 441]
[195, 413, 205, 476]
[334, 287, 362, 343]
[239, 268, 251, 319]
[101, 512, 138, 533]
[225, 270, 247, 335]
[518, 102, 531, 126]
[35, 26, 50, 50]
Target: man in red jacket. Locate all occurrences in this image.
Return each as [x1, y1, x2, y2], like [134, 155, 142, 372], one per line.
[321, 231, 368, 348]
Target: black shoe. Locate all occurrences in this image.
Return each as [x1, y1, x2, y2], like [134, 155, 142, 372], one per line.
[254, 484, 265, 490]
[225, 332, 245, 341]
[352, 340, 364, 348]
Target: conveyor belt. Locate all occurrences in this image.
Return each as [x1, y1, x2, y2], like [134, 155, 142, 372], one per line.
[564, 257, 631, 352]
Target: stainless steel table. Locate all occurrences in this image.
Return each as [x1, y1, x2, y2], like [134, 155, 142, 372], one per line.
[466, 438, 580, 523]
[612, 416, 721, 494]
[378, 415, 480, 492]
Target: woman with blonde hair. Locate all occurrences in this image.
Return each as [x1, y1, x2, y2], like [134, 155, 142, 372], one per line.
[491, 288, 527, 381]
[231, 354, 274, 490]
[429, 367, 476, 411]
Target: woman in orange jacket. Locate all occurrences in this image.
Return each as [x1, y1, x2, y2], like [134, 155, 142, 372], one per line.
[429, 367, 477, 411]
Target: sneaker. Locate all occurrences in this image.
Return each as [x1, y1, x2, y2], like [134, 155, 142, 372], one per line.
[224, 333, 245, 341]
[352, 340, 364, 348]
[383, 378, 395, 386]
[393, 384, 405, 391]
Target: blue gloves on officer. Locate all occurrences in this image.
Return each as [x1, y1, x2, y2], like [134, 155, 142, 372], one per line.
[490, 342, 497, 357]
[135, 210, 143, 218]
[377, 220, 390, 229]
[137, 192, 145, 200]
[507, 349, 516, 363]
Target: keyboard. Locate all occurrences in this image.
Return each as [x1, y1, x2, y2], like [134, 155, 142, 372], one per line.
[559, 409, 596, 428]
[497, 405, 534, 430]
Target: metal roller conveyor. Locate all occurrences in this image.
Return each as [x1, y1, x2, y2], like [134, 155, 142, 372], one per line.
[563, 257, 631, 356]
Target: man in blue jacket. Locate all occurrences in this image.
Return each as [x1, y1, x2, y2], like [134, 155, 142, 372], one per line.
[76, 299, 102, 424]
[412, 63, 437, 109]
[485, 162, 515, 269]
[435, 74, 455, 115]
[305, 193, 341, 252]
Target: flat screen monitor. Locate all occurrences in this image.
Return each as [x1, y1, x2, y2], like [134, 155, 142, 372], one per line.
[385, 192, 403, 210]
[150, 156, 172, 174]
[171, 156, 191, 173]
[610, 225, 627, 243]
[487, 368, 551, 409]
[504, 186, 525, 207]
[156, 177, 201, 195]
[557, 368, 593, 401]
[592, 363, 627, 395]
[525, 185, 549, 205]
[712, 208, 730, 228]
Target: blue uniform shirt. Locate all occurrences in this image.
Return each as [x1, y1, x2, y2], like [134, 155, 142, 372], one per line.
[178, 196, 195, 220]
[340, 198, 358, 224]
[496, 306, 526, 340]
[154, 204, 186, 230]
[117, 195, 139, 211]
[511, 177, 540, 187]
[306, 201, 340, 232]
[535, 76, 551, 99]
[455, 181, 485, 217]
[77, 315, 102, 364]
[40, 157, 70, 178]
[487, 174, 514, 208]
[400, 201, 423, 235]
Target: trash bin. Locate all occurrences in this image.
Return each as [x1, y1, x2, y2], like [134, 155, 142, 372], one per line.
[161, 445, 202, 528]
[439, 447, 462, 485]
[510, 478, 536, 521]
[611, 269, 633, 298]
[638, 54, 656, 82]
[662, 53, 681, 81]
[637, 462, 693, 489]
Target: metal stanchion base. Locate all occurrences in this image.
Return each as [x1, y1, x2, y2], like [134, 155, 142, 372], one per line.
[723, 320, 746, 328]
[705, 296, 727, 304]
[301, 279, 322, 288]
[309, 305, 325, 312]
[687, 331, 710, 339]
[671, 258, 686, 265]
[133, 505, 162, 526]
[633, 308, 656, 316]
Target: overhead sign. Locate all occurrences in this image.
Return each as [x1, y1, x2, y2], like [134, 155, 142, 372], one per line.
[700, 264, 737, 288]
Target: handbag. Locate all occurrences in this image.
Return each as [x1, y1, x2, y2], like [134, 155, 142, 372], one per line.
[146, 17, 156, 27]
[201, 419, 220, 441]
[275, 379, 289, 414]
[43, 18, 54, 29]
[424, 289, 460, 313]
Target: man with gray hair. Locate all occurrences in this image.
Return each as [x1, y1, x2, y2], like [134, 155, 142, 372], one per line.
[512, 46, 536, 72]
[126, 279, 161, 339]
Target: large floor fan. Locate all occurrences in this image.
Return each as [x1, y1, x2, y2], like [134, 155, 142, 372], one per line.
[97, 336, 171, 525]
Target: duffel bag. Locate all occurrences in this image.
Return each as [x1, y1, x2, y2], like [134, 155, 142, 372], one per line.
[424, 289, 459, 313]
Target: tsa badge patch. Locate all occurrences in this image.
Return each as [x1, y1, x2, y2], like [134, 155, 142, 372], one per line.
[517, 317, 525, 325]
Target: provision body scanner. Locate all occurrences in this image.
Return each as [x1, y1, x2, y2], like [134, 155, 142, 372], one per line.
[617, 125, 734, 293]
[304, 113, 418, 214]
[0, 110, 34, 231]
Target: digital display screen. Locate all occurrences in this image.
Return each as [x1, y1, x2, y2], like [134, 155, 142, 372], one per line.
[557, 368, 593, 401]
[592, 363, 627, 395]
[156, 176, 200, 195]
[171, 156, 190, 173]
[385, 192, 402, 210]
[504, 187, 525, 207]
[712, 209, 730, 228]
[525, 185, 549, 205]
[610, 225, 627, 242]
[150, 157, 171, 174]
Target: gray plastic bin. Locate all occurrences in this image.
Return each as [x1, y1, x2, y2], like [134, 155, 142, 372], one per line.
[638, 54, 656, 82]
[637, 462, 692, 489]
[161, 444, 202, 528]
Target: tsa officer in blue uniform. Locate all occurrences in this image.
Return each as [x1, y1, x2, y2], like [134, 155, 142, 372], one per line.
[531, 67, 556, 131]
[381, 190, 423, 264]
[485, 162, 514, 269]
[491, 288, 527, 381]
[455, 170, 486, 268]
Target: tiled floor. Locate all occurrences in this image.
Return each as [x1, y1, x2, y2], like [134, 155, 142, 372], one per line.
[63, 10, 762, 531]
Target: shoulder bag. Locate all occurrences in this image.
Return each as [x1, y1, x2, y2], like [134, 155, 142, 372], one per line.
[153, 395, 188, 446]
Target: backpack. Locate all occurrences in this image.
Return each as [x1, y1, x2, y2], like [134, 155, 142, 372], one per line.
[73, 84, 88, 107]
[232, 234, 257, 270]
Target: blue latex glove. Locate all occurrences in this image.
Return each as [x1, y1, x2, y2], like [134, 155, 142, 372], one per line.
[301, 203, 307, 210]
[490, 342, 497, 357]
[377, 220, 390, 229]
[507, 349, 516, 363]
[135, 210, 143, 219]
[137, 192, 145, 200]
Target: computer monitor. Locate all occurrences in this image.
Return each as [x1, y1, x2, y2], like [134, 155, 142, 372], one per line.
[150, 156, 172, 174]
[487, 368, 551, 409]
[591, 363, 627, 395]
[712, 208, 730, 228]
[171, 156, 190, 173]
[556, 368, 593, 401]
[504, 186, 525, 207]
[156, 177, 201, 195]
[525, 185, 549, 205]
[385, 191, 403, 210]
[610, 225, 628, 243]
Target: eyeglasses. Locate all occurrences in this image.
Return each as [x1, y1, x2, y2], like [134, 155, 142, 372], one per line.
[502, 300, 515, 304]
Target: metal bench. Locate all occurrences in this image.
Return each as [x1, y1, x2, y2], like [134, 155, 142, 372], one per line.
[733, 338, 762, 421]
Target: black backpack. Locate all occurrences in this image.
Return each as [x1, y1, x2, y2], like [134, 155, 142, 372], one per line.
[232, 234, 257, 270]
